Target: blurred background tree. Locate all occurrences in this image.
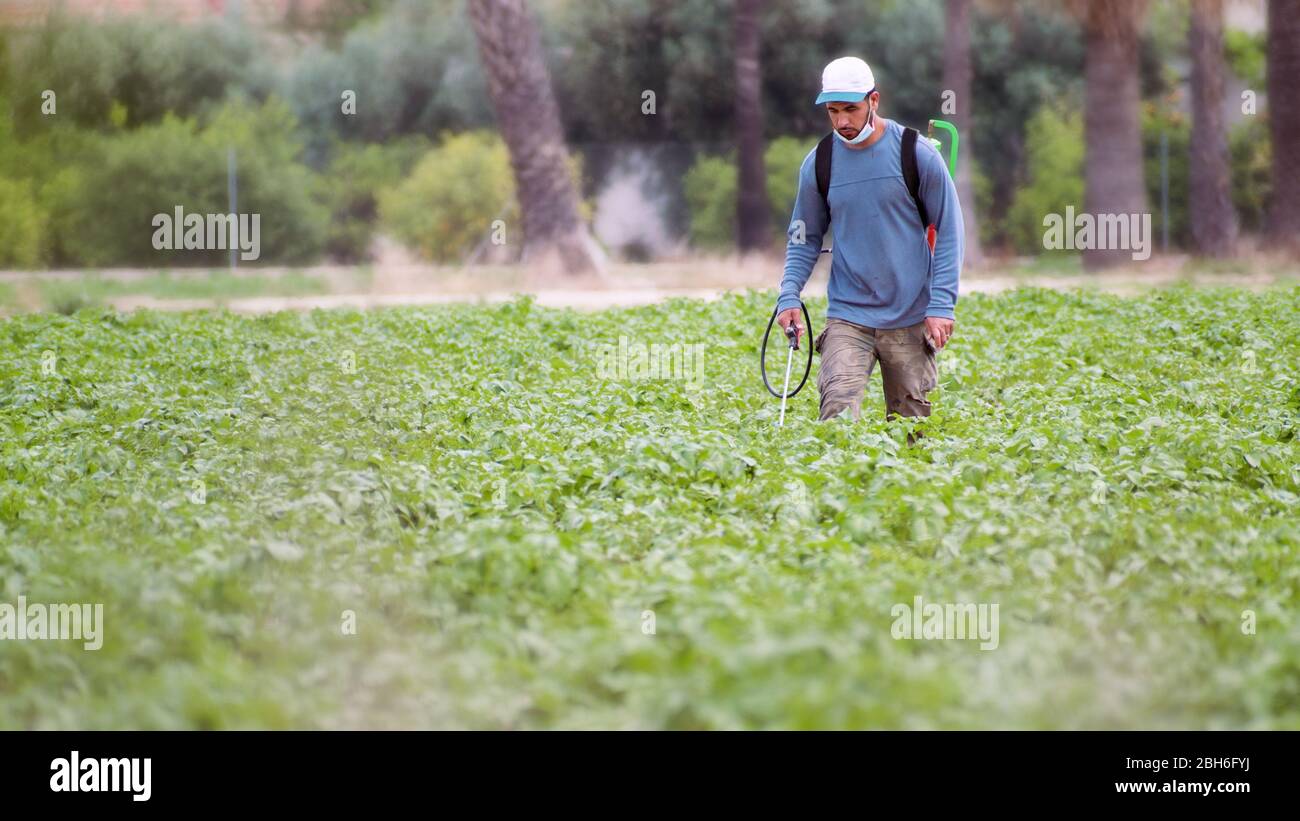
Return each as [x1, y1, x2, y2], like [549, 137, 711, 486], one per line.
[5, 17, 273, 134]
[1188, 0, 1238, 257]
[1073, 0, 1150, 270]
[377, 131, 515, 263]
[945, 0, 981, 267]
[283, 0, 491, 164]
[467, 0, 603, 274]
[1005, 105, 1084, 255]
[1265, 0, 1300, 252]
[734, 0, 769, 253]
[323, 136, 431, 262]
[63, 99, 328, 267]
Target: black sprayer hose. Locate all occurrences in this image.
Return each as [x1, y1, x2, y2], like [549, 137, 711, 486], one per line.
[760, 301, 814, 399]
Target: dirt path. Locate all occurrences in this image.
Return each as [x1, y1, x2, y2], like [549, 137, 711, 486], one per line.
[105, 288, 735, 313]
[9, 256, 1292, 314]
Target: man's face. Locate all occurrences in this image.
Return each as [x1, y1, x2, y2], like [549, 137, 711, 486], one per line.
[825, 93, 877, 140]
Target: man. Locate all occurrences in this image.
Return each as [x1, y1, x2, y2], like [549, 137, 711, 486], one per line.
[776, 56, 964, 424]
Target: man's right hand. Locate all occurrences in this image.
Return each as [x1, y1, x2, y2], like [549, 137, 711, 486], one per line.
[777, 307, 804, 346]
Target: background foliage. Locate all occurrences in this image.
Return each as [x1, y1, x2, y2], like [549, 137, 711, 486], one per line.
[0, 0, 1275, 265]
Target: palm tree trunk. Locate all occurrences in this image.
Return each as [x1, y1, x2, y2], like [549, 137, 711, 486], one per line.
[1081, 0, 1149, 270]
[734, 0, 769, 252]
[943, 0, 982, 267]
[467, 0, 603, 275]
[1188, 0, 1238, 257]
[1266, 0, 1300, 252]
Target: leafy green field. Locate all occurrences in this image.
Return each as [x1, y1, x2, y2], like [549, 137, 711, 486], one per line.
[1, 285, 1297, 729]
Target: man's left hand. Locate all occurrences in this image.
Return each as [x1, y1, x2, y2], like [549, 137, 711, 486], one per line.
[924, 316, 954, 350]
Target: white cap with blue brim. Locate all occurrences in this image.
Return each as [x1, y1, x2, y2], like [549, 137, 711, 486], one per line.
[815, 56, 876, 105]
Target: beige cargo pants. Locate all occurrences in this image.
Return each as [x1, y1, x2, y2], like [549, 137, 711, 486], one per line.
[813, 318, 939, 422]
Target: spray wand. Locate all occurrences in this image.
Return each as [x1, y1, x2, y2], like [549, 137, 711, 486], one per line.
[760, 301, 813, 427]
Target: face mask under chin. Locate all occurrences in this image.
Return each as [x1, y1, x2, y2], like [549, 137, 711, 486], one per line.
[834, 110, 875, 145]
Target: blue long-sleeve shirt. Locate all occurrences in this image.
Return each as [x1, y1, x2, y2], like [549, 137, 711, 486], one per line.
[776, 118, 964, 328]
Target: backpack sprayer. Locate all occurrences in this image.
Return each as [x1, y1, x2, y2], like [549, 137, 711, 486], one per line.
[928, 119, 959, 174]
[924, 118, 959, 251]
[760, 119, 958, 426]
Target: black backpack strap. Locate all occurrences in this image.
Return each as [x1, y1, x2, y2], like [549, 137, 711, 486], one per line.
[815, 132, 834, 211]
[901, 126, 930, 229]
